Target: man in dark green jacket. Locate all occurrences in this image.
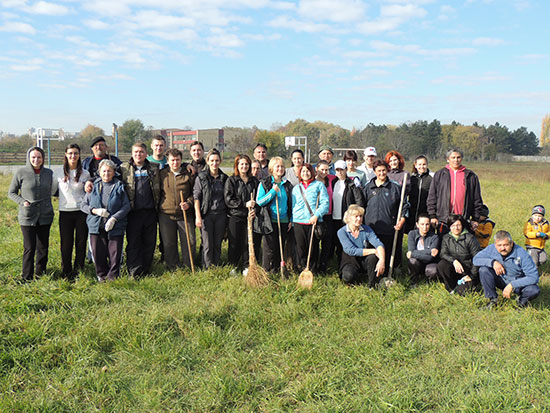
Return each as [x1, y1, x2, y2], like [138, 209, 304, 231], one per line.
[121, 142, 161, 278]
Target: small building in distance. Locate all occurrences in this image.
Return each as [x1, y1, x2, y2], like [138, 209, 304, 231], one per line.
[152, 128, 227, 152]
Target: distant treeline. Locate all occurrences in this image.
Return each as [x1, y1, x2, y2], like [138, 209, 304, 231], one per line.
[224, 119, 542, 161]
[1, 118, 543, 161]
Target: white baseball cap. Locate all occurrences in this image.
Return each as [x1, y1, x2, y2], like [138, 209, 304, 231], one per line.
[334, 160, 347, 170]
[364, 147, 377, 156]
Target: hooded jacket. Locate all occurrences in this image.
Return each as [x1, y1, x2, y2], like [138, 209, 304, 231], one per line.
[8, 148, 54, 226]
[427, 166, 483, 224]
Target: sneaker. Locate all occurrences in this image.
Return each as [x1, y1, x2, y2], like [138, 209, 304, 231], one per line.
[486, 298, 498, 310]
[242, 268, 249, 277]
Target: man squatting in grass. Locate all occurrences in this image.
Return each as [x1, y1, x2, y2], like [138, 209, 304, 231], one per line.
[473, 230, 540, 308]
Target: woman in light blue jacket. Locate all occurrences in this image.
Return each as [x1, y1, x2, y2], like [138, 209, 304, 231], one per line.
[291, 163, 329, 272]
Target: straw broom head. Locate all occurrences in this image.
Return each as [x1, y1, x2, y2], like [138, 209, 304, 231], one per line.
[245, 203, 269, 288]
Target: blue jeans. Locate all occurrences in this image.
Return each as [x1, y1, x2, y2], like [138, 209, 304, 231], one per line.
[479, 266, 540, 305]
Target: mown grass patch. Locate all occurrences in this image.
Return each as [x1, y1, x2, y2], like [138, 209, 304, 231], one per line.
[1, 163, 550, 411]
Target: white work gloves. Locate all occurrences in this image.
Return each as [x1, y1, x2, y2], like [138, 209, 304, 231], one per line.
[105, 217, 117, 232]
[94, 208, 110, 218]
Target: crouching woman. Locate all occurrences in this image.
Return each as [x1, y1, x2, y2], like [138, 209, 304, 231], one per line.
[337, 204, 385, 286]
[81, 159, 130, 282]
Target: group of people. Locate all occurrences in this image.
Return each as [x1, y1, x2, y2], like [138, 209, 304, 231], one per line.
[7, 137, 547, 309]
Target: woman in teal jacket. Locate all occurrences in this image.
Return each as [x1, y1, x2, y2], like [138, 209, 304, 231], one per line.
[291, 163, 329, 272]
[256, 157, 293, 273]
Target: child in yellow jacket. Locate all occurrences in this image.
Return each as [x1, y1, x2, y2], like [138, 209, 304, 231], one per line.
[524, 205, 549, 267]
[475, 204, 495, 249]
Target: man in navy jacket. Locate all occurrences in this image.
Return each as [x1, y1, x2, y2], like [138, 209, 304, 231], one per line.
[473, 230, 540, 308]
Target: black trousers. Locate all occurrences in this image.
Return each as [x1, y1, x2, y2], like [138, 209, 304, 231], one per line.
[227, 215, 261, 269]
[158, 212, 196, 270]
[262, 222, 289, 273]
[437, 260, 478, 292]
[324, 217, 344, 270]
[294, 223, 319, 272]
[20, 224, 51, 280]
[318, 215, 334, 272]
[340, 252, 379, 287]
[407, 257, 438, 284]
[90, 230, 123, 281]
[59, 211, 88, 278]
[200, 213, 227, 269]
[126, 209, 157, 277]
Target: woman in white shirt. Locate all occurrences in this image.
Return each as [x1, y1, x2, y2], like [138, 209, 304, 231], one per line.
[52, 143, 90, 280]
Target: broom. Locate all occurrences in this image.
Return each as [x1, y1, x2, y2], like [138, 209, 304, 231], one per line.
[297, 221, 316, 289]
[180, 191, 195, 273]
[298, 194, 320, 289]
[245, 193, 269, 287]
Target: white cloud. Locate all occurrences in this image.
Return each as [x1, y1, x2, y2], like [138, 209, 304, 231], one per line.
[147, 28, 198, 43]
[432, 73, 509, 85]
[207, 27, 244, 48]
[126, 10, 196, 30]
[343, 50, 384, 59]
[244, 33, 282, 41]
[369, 40, 475, 57]
[82, 0, 131, 17]
[438, 5, 455, 20]
[380, 4, 427, 19]
[27, 1, 69, 15]
[0, 21, 36, 34]
[1, 0, 70, 15]
[9, 57, 43, 71]
[83, 19, 109, 30]
[268, 15, 332, 33]
[297, 0, 367, 23]
[472, 37, 504, 46]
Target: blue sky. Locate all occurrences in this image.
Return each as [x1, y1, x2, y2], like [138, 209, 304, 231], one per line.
[1, 0, 549, 138]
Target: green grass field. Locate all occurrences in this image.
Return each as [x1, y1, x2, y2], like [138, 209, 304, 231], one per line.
[1, 162, 550, 412]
